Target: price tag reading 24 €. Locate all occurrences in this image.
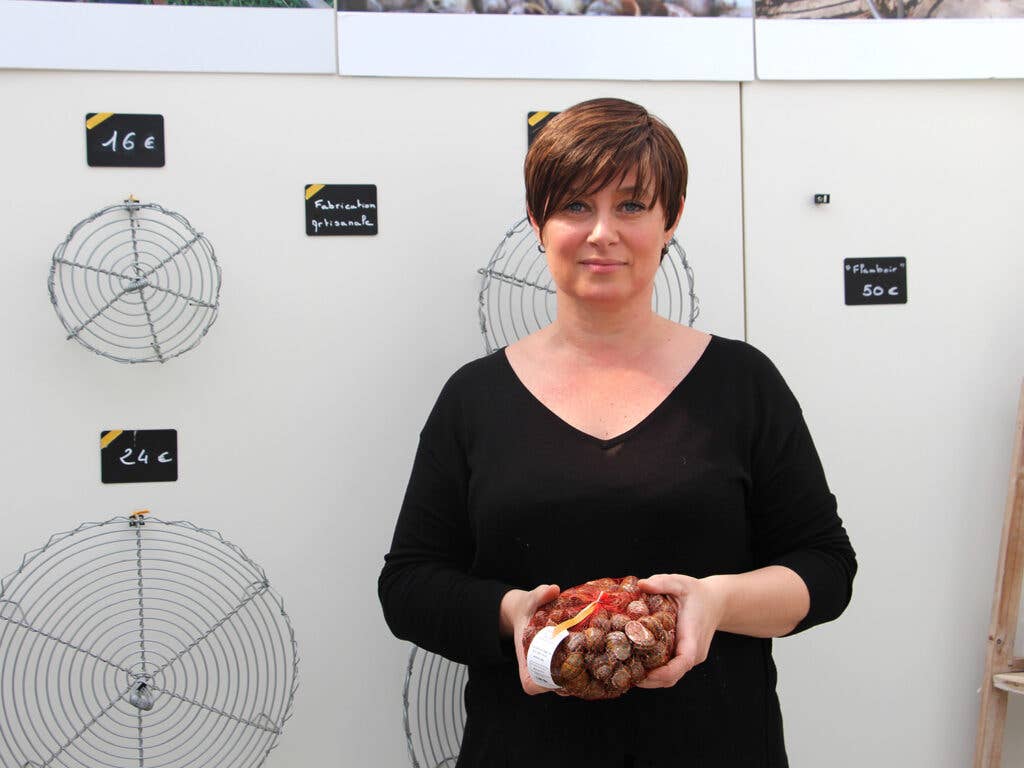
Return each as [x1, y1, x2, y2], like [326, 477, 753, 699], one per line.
[100, 429, 178, 484]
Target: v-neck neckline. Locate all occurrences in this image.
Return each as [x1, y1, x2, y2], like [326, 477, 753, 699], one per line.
[500, 335, 716, 449]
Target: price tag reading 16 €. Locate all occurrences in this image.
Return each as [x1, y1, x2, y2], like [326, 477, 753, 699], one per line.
[86, 113, 165, 168]
[100, 429, 178, 484]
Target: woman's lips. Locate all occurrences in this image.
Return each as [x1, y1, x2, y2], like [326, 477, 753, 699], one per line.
[580, 260, 625, 273]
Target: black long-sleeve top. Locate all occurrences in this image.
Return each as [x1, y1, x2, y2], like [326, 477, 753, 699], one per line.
[379, 335, 856, 768]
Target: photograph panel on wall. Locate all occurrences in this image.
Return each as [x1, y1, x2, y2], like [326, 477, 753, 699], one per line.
[336, 0, 754, 80]
[754, 0, 1024, 79]
[757, 0, 1023, 19]
[339, 0, 748, 15]
[0, 0, 337, 72]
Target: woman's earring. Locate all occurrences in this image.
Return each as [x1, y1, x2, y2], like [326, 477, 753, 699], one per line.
[660, 243, 669, 258]
[537, 244, 546, 254]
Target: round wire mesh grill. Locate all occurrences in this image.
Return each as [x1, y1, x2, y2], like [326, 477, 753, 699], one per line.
[48, 201, 221, 364]
[402, 646, 466, 768]
[477, 216, 700, 353]
[0, 515, 298, 768]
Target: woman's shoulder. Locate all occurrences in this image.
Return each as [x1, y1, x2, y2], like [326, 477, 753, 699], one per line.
[420, 350, 513, 433]
[701, 335, 801, 417]
[702, 333, 781, 376]
[436, 348, 514, 402]
[448, 347, 509, 382]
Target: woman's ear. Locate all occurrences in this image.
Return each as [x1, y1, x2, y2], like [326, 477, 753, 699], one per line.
[667, 196, 685, 234]
[528, 211, 542, 245]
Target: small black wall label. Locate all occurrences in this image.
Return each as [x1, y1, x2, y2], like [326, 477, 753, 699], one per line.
[305, 184, 378, 236]
[86, 113, 165, 167]
[844, 258, 907, 305]
[527, 111, 558, 147]
[101, 429, 178, 484]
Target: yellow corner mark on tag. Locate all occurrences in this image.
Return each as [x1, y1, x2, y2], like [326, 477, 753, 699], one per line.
[553, 591, 606, 635]
[305, 184, 325, 200]
[131, 509, 150, 518]
[100, 430, 123, 449]
[528, 111, 550, 127]
[86, 113, 115, 131]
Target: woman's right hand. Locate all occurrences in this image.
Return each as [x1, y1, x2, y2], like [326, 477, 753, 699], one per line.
[500, 584, 560, 695]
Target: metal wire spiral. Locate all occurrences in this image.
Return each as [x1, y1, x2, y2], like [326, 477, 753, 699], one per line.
[477, 216, 700, 353]
[48, 201, 221, 364]
[0, 516, 298, 768]
[402, 646, 467, 768]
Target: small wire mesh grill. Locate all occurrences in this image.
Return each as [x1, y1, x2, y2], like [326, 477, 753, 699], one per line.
[477, 216, 700, 353]
[0, 515, 298, 768]
[402, 646, 467, 768]
[48, 201, 221, 364]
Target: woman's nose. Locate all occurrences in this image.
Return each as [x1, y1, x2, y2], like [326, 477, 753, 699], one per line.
[586, 209, 617, 246]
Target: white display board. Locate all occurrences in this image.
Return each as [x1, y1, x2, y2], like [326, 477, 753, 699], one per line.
[338, 14, 755, 80]
[0, 1, 337, 73]
[756, 18, 1024, 79]
[5, 0, 1024, 81]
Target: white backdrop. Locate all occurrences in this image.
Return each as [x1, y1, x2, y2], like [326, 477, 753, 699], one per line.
[0, 69, 1022, 767]
[0, 72, 743, 768]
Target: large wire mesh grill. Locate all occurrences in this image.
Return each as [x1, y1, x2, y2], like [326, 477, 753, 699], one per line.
[48, 201, 221, 364]
[0, 516, 298, 768]
[477, 216, 700, 353]
[403, 646, 466, 768]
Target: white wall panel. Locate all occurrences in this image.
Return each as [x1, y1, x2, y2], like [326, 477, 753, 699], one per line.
[0, 70, 743, 767]
[742, 78, 1024, 767]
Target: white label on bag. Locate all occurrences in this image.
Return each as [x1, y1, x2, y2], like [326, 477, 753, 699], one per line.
[524, 593, 607, 690]
[526, 625, 568, 689]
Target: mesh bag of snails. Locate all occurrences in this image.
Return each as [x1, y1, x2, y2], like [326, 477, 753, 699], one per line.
[523, 576, 677, 701]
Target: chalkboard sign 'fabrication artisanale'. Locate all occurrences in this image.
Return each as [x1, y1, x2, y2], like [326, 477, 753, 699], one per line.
[305, 184, 378, 236]
[86, 114, 165, 168]
[527, 111, 558, 147]
[100, 429, 178, 484]
[844, 258, 907, 305]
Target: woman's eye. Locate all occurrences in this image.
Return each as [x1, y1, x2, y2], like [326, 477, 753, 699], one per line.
[621, 200, 646, 213]
[565, 201, 587, 213]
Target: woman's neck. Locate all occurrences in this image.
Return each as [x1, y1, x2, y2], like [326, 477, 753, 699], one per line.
[544, 298, 672, 366]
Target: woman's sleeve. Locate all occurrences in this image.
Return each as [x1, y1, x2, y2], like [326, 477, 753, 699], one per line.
[378, 374, 513, 666]
[747, 352, 857, 635]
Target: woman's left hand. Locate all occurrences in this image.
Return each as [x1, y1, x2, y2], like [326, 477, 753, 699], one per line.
[635, 573, 726, 688]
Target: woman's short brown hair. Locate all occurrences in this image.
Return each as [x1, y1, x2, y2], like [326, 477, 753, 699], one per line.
[524, 98, 688, 235]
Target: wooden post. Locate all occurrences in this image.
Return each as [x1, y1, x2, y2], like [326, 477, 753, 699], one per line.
[974, 380, 1024, 768]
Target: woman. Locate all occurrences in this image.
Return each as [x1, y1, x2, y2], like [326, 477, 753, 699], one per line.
[379, 97, 856, 767]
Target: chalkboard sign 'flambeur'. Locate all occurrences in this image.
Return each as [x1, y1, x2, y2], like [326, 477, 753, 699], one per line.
[844, 258, 907, 305]
[305, 184, 378, 236]
[85, 113, 165, 168]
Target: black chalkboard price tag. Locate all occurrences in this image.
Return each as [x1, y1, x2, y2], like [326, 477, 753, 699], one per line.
[844, 258, 907, 305]
[305, 184, 378, 236]
[86, 113, 165, 168]
[100, 429, 178, 484]
[527, 111, 558, 147]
